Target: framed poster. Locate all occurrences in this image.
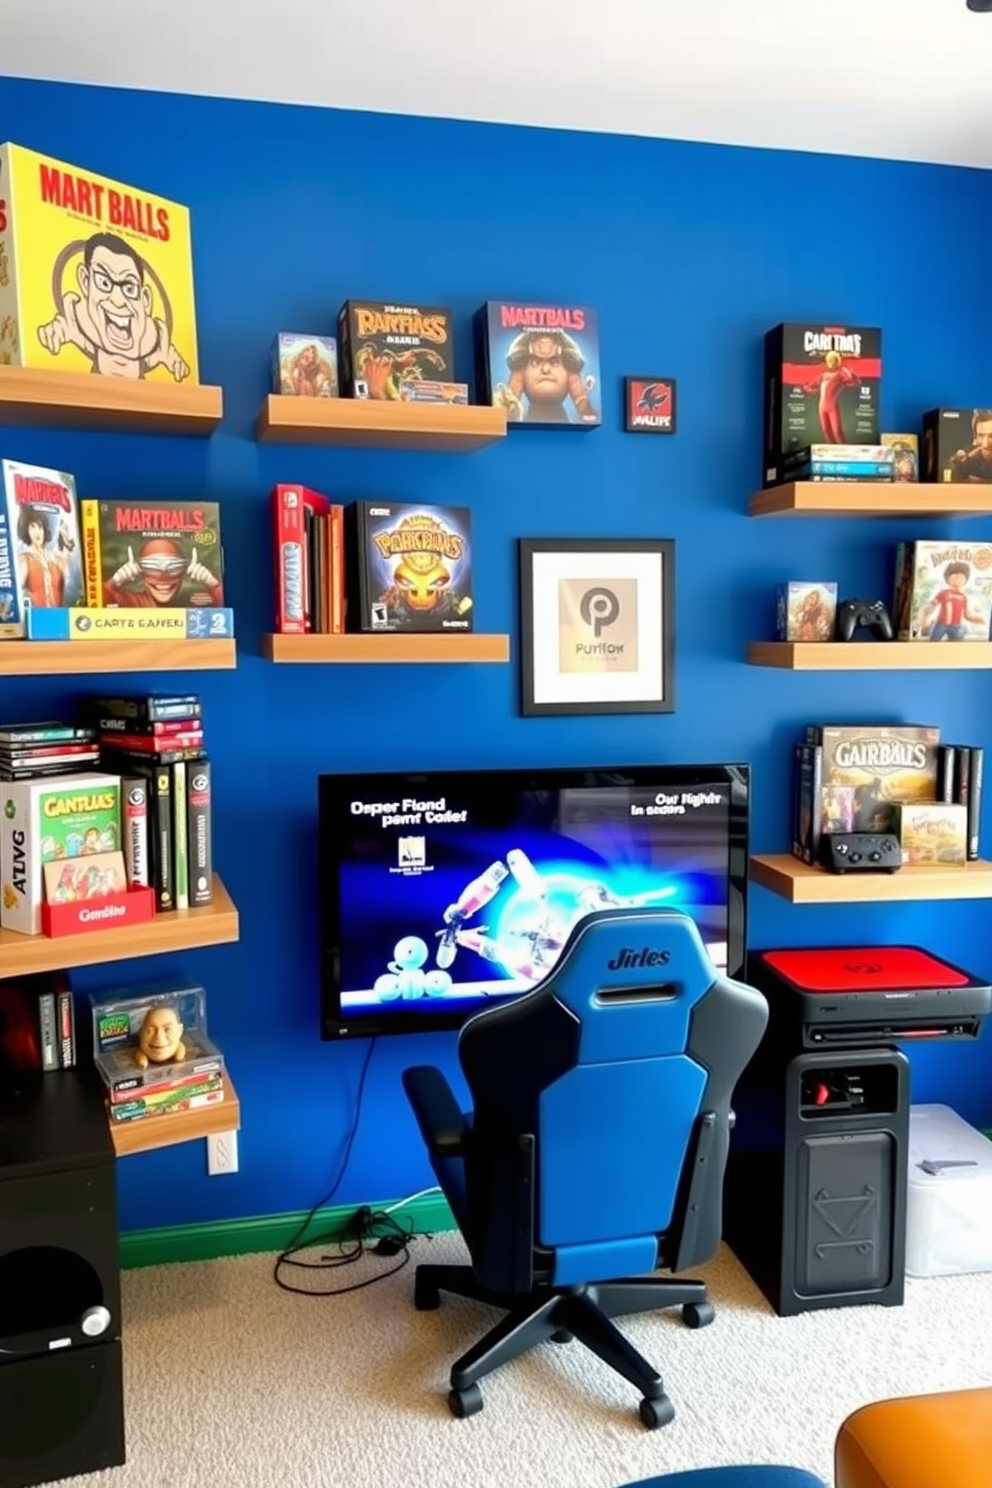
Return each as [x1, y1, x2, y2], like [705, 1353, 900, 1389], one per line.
[624, 377, 677, 434]
[518, 538, 675, 716]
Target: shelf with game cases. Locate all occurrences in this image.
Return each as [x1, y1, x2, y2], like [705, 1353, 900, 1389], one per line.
[0, 366, 224, 436]
[748, 481, 992, 519]
[0, 637, 237, 675]
[749, 854, 992, 904]
[0, 876, 239, 979]
[109, 1073, 240, 1158]
[747, 640, 992, 670]
[255, 394, 507, 451]
[261, 632, 510, 664]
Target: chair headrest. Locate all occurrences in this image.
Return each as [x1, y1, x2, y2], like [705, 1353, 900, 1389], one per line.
[544, 907, 716, 1024]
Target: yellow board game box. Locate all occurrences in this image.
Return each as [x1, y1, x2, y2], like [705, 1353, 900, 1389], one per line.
[0, 142, 198, 383]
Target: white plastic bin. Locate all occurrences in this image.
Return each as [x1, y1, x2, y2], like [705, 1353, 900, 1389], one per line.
[905, 1103, 992, 1277]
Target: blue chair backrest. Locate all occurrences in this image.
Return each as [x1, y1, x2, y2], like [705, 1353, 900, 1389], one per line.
[458, 907, 767, 1288]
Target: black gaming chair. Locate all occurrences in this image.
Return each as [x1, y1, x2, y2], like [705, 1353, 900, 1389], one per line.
[402, 906, 768, 1427]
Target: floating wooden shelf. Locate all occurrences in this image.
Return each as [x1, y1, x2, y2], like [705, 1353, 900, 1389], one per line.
[262, 631, 510, 664]
[110, 1075, 240, 1157]
[0, 876, 239, 978]
[749, 482, 992, 518]
[0, 366, 223, 436]
[750, 854, 992, 904]
[0, 637, 236, 676]
[255, 395, 507, 451]
[746, 641, 992, 671]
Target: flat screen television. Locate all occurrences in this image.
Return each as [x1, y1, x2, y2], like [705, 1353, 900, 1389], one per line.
[318, 762, 750, 1041]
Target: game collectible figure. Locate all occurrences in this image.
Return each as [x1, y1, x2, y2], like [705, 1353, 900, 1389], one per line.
[474, 302, 601, 427]
[271, 334, 338, 397]
[345, 500, 473, 633]
[336, 301, 452, 398]
[763, 323, 881, 486]
[0, 141, 198, 381]
[135, 1003, 186, 1067]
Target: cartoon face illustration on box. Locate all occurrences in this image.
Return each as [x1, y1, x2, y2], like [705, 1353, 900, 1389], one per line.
[367, 507, 472, 629]
[484, 304, 600, 427]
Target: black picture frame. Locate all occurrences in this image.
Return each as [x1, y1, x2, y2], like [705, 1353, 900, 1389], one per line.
[624, 376, 677, 434]
[518, 537, 676, 716]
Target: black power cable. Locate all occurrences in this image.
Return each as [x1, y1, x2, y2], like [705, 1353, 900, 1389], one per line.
[272, 1037, 425, 1297]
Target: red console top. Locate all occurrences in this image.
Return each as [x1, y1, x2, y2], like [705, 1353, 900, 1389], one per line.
[758, 946, 971, 994]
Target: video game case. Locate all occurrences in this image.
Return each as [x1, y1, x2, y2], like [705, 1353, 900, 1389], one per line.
[345, 499, 473, 634]
[968, 746, 984, 861]
[337, 300, 453, 399]
[95, 716, 198, 738]
[55, 981, 75, 1068]
[949, 743, 971, 822]
[86, 694, 202, 724]
[122, 776, 150, 888]
[37, 982, 58, 1071]
[172, 760, 189, 910]
[111, 761, 172, 911]
[271, 483, 333, 634]
[792, 742, 823, 865]
[0, 722, 97, 745]
[105, 731, 203, 753]
[186, 759, 213, 908]
[936, 744, 956, 804]
[107, 1062, 224, 1104]
[110, 1081, 225, 1123]
[80, 498, 224, 608]
[102, 743, 207, 767]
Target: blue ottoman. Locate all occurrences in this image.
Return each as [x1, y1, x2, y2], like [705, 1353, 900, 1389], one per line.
[624, 1470, 828, 1488]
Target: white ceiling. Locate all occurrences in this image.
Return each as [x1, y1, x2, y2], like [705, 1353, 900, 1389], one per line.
[3, 0, 992, 170]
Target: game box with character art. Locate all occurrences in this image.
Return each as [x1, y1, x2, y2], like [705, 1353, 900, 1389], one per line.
[892, 538, 992, 641]
[270, 333, 338, 397]
[0, 457, 84, 635]
[81, 499, 224, 609]
[345, 500, 473, 633]
[0, 141, 198, 382]
[923, 409, 992, 484]
[0, 772, 121, 935]
[806, 723, 941, 835]
[336, 300, 453, 399]
[762, 323, 882, 486]
[474, 302, 601, 428]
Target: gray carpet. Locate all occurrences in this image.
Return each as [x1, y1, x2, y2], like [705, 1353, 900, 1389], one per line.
[70, 1236, 992, 1488]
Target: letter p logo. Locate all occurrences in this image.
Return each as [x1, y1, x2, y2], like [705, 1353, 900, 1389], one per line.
[579, 586, 620, 638]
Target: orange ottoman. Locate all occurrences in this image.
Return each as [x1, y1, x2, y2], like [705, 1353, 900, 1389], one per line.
[836, 1387, 992, 1488]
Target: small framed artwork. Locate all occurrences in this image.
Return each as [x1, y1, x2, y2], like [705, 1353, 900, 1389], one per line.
[518, 537, 675, 716]
[624, 376, 677, 434]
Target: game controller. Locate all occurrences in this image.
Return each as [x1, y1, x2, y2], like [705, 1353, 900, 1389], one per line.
[820, 832, 903, 873]
[835, 598, 895, 642]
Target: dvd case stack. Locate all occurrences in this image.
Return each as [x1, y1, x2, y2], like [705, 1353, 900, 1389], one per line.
[90, 980, 226, 1126]
[87, 693, 213, 912]
[0, 720, 100, 781]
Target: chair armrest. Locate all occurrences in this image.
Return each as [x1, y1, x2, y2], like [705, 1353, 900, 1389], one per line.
[402, 1066, 469, 1157]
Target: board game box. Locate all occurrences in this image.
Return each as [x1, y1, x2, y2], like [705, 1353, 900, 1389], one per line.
[345, 500, 473, 633]
[0, 771, 121, 935]
[270, 333, 338, 397]
[894, 802, 968, 865]
[775, 581, 838, 641]
[892, 539, 992, 642]
[81, 498, 223, 608]
[807, 723, 941, 834]
[336, 300, 453, 399]
[474, 302, 601, 427]
[0, 458, 84, 634]
[763, 323, 882, 486]
[0, 141, 199, 382]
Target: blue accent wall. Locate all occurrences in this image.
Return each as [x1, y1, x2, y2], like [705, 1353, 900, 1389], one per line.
[1, 76, 990, 1234]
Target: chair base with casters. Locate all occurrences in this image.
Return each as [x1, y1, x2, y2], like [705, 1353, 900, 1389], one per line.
[414, 1261, 714, 1426]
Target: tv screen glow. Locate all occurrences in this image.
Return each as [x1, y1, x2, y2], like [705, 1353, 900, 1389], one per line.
[318, 763, 749, 1040]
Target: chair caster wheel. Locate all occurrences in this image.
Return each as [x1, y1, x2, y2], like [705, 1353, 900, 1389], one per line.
[682, 1301, 715, 1329]
[415, 1278, 440, 1311]
[551, 1328, 573, 1344]
[639, 1393, 675, 1430]
[449, 1384, 483, 1419]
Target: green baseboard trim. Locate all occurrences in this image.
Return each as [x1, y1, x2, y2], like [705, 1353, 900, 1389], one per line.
[119, 1191, 456, 1270]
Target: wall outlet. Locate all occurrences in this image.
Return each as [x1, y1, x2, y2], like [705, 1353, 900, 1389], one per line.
[207, 1129, 239, 1176]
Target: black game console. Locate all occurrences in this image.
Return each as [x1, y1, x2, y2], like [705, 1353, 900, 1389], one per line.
[835, 598, 894, 642]
[821, 831, 902, 872]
